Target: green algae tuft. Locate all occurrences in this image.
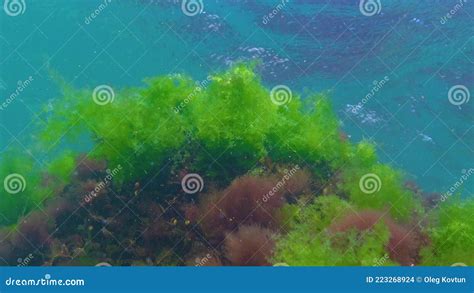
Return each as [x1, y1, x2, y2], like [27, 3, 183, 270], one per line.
[0, 64, 471, 266]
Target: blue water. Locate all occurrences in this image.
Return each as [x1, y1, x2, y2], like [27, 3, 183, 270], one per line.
[0, 0, 473, 195]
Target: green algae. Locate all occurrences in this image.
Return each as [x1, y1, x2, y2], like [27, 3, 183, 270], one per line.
[0, 153, 53, 226]
[38, 63, 352, 185]
[0, 64, 472, 266]
[274, 220, 395, 266]
[274, 196, 397, 266]
[420, 197, 474, 266]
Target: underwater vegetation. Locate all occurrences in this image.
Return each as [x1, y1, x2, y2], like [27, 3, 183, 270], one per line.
[0, 64, 472, 266]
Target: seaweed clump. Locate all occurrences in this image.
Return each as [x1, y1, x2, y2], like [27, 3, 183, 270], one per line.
[0, 64, 472, 266]
[420, 198, 474, 266]
[225, 225, 275, 266]
[329, 211, 427, 266]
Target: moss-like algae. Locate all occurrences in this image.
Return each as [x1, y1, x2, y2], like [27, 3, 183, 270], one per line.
[0, 64, 472, 266]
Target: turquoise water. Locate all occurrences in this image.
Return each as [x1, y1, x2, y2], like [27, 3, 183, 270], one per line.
[0, 0, 473, 195]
